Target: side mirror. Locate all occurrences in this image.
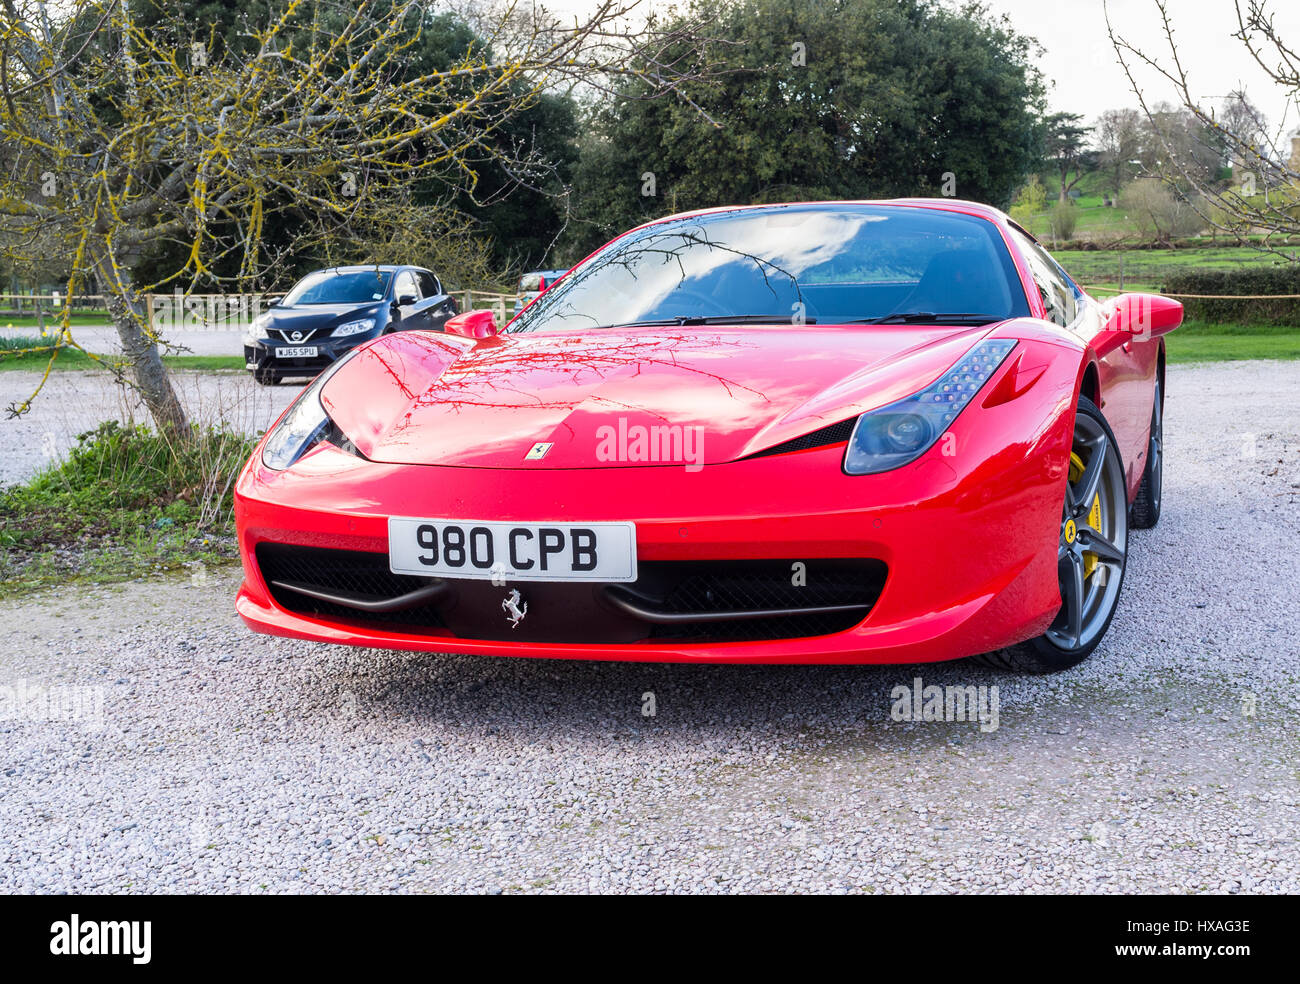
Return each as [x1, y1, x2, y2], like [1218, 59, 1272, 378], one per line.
[266, 296, 281, 308]
[395, 293, 418, 308]
[1105, 293, 1183, 338]
[444, 309, 498, 339]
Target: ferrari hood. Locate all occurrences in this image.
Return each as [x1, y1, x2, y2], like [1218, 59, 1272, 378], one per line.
[319, 323, 997, 468]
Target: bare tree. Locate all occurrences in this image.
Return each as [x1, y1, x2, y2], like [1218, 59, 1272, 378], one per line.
[1107, 0, 1300, 253]
[1119, 178, 1204, 241]
[1094, 107, 1143, 196]
[0, 0, 720, 432]
[1219, 87, 1270, 160]
[1138, 102, 1221, 185]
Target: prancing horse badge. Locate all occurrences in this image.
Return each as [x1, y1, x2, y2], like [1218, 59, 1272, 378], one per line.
[502, 589, 528, 628]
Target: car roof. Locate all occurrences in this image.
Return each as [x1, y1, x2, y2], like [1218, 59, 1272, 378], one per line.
[645, 198, 1012, 228]
[316, 264, 431, 275]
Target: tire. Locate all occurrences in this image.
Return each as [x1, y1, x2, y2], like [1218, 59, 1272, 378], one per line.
[974, 396, 1129, 674]
[253, 367, 280, 386]
[1130, 371, 1163, 529]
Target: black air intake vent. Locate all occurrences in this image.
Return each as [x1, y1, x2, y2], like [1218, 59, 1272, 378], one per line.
[747, 418, 857, 459]
[253, 544, 886, 644]
[255, 544, 446, 628]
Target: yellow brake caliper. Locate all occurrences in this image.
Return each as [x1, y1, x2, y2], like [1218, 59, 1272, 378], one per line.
[1069, 451, 1102, 579]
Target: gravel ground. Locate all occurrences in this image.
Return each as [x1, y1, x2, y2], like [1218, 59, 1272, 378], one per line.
[0, 360, 1297, 894]
[0, 370, 302, 485]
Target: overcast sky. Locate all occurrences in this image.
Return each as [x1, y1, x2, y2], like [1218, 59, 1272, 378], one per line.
[995, 0, 1300, 140]
[537, 0, 1300, 145]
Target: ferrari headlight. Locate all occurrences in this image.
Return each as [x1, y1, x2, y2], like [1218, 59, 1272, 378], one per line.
[333, 318, 374, 337]
[843, 338, 1016, 475]
[261, 351, 358, 470]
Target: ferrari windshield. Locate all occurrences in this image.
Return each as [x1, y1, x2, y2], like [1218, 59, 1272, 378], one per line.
[510, 204, 1030, 332]
[283, 269, 393, 306]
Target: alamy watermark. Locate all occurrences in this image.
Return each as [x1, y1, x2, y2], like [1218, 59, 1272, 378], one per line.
[596, 418, 704, 472]
[50, 915, 151, 965]
[891, 676, 999, 733]
[0, 679, 105, 731]
[149, 289, 269, 333]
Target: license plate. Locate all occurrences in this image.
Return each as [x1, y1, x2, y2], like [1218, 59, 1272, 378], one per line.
[388, 518, 636, 582]
[274, 346, 318, 358]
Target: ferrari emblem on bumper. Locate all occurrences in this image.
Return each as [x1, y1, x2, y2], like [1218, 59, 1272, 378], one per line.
[525, 442, 553, 460]
[502, 589, 528, 627]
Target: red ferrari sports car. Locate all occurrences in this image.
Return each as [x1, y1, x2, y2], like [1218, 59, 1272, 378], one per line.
[234, 199, 1178, 672]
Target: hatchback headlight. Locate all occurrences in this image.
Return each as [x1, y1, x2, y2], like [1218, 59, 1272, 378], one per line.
[243, 313, 272, 347]
[333, 319, 374, 337]
[843, 339, 1016, 475]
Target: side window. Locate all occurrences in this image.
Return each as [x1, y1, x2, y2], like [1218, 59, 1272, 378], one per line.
[416, 271, 440, 297]
[1008, 228, 1079, 327]
[394, 271, 419, 302]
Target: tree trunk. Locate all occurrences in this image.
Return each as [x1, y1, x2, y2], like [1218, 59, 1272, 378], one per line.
[95, 256, 189, 437]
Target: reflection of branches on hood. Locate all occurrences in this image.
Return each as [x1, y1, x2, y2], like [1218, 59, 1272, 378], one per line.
[354, 341, 436, 401]
[454, 331, 770, 403]
[358, 332, 772, 440]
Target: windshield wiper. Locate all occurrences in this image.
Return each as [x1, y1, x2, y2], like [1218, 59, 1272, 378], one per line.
[598, 314, 820, 329]
[852, 312, 999, 325]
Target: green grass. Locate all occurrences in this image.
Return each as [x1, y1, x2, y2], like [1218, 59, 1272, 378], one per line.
[170, 356, 244, 371]
[1023, 170, 1136, 239]
[1047, 243, 1300, 361]
[0, 310, 112, 328]
[0, 338, 242, 372]
[0, 421, 255, 596]
[1022, 167, 1300, 247]
[1027, 203, 1136, 241]
[1057, 246, 1294, 289]
[1166, 321, 1300, 364]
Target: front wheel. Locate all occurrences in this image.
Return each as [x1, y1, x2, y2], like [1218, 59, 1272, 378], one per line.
[976, 396, 1129, 673]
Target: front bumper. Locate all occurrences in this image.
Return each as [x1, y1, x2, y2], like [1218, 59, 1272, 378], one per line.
[244, 333, 376, 376]
[233, 381, 1076, 664]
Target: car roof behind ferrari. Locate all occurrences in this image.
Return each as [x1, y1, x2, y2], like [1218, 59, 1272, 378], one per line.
[316, 264, 428, 274]
[647, 198, 1013, 228]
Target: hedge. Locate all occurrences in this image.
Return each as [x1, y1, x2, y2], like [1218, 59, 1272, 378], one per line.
[1161, 267, 1300, 325]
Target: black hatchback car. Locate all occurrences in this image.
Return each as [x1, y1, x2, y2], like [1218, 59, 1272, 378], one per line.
[243, 265, 458, 384]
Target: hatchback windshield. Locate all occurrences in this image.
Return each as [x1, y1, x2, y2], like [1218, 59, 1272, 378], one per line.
[283, 269, 393, 306]
[510, 204, 1030, 332]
